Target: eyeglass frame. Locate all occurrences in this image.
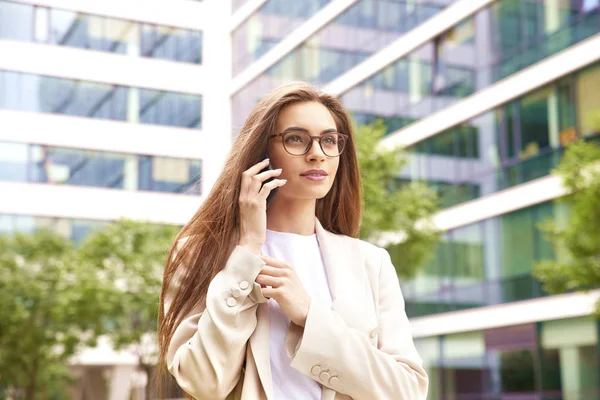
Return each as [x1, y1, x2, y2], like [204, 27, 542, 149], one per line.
[267, 130, 349, 157]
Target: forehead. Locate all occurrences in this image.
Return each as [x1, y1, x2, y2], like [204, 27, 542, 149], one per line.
[276, 101, 337, 132]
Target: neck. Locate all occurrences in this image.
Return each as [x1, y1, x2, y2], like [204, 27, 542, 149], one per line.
[266, 195, 316, 236]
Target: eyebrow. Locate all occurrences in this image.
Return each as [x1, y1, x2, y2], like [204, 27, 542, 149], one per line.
[281, 126, 338, 135]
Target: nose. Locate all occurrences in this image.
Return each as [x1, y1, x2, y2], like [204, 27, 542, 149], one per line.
[305, 137, 326, 162]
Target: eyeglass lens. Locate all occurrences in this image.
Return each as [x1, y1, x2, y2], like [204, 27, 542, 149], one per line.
[282, 131, 345, 156]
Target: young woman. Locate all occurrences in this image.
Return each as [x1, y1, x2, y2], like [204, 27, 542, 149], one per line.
[158, 82, 428, 400]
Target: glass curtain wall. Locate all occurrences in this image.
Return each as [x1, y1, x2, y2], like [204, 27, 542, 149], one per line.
[341, 0, 600, 135]
[401, 62, 600, 209]
[232, 0, 453, 134]
[416, 317, 600, 399]
[0, 142, 202, 195]
[397, 200, 564, 318]
[0, 71, 202, 129]
[0, 1, 203, 63]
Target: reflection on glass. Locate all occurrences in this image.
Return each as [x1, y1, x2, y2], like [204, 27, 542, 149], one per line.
[0, 71, 202, 129]
[399, 201, 557, 318]
[342, 0, 599, 146]
[0, 1, 34, 41]
[0, 0, 203, 64]
[576, 63, 600, 138]
[491, 0, 600, 81]
[0, 214, 106, 243]
[48, 9, 131, 54]
[232, 0, 333, 76]
[141, 24, 203, 63]
[417, 318, 600, 398]
[398, 63, 600, 208]
[0, 141, 202, 195]
[232, 0, 452, 132]
[140, 89, 202, 128]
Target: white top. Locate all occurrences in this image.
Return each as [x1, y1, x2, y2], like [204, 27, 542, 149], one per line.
[260, 229, 333, 400]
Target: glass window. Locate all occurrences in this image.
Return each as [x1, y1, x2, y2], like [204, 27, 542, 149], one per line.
[428, 320, 600, 397]
[402, 112, 497, 208]
[0, 214, 106, 242]
[395, 63, 600, 207]
[141, 24, 202, 63]
[519, 87, 553, 159]
[232, 0, 453, 130]
[401, 201, 558, 318]
[0, 141, 202, 195]
[442, 331, 487, 397]
[49, 10, 132, 54]
[0, 71, 202, 129]
[557, 76, 578, 146]
[339, 0, 599, 150]
[0, 1, 34, 41]
[232, 0, 332, 76]
[0, 1, 203, 64]
[140, 89, 202, 129]
[432, 17, 476, 104]
[576, 63, 600, 138]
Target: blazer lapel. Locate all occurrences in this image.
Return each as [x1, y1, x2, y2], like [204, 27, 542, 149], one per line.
[315, 218, 379, 400]
[315, 217, 378, 335]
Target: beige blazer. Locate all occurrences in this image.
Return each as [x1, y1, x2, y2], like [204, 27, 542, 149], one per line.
[165, 218, 428, 400]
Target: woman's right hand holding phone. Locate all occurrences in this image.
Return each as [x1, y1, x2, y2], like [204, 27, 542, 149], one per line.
[238, 158, 287, 255]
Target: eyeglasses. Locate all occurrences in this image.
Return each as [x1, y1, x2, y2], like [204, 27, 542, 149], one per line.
[268, 130, 349, 157]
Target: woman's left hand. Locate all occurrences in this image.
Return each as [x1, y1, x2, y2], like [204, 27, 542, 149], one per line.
[256, 255, 311, 327]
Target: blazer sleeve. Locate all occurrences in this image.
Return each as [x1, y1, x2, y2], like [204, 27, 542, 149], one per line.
[165, 242, 268, 400]
[288, 247, 428, 400]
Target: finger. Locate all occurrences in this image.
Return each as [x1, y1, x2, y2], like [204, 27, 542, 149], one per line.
[261, 286, 277, 299]
[258, 265, 286, 277]
[257, 179, 287, 202]
[255, 274, 281, 288]
[255, 168, 283, 182]
[249, 168, 283, 196]
[241, 158, 270, 197]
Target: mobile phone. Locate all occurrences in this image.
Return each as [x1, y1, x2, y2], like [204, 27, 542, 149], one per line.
[259, 152, 278, 208]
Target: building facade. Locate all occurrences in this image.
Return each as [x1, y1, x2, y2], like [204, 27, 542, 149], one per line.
[0, 0, 230, 398]
[231, 0, 600, 399]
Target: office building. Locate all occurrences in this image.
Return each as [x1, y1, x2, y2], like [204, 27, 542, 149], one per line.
[0, 0, 228, 397]
[232, 0, 600, 398]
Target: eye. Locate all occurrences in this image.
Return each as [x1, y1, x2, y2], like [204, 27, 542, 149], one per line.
[323, 135, 337, 145]
[285, 135, 303, 143]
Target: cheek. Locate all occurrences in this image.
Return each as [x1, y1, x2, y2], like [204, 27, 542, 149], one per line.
[330, 160, 340, 178]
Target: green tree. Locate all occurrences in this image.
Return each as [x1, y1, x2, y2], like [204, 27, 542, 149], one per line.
[77, 219, 179, 400]
[0, 229, 116, 400]
[533, 140, 600, 309]
[355, 119, 440, 279]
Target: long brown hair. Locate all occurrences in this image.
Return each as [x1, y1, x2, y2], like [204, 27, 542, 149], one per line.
[157, 81, 362, 395]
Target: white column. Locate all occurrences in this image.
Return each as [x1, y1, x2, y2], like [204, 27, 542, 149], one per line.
[107, 365, 136, 400]
[201, 0, 233, 196]
[560, 347, 582, 400]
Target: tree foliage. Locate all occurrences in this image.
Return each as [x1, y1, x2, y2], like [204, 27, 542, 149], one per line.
[533, 139, 600, 309]
[356, 119, 440, 279]
[0, 221, 179, 399]
[77, 220, 179, 399]
[0, 230, 115, 399]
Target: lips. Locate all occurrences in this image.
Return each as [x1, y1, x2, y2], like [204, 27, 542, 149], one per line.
[300, 169, 328, 177]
